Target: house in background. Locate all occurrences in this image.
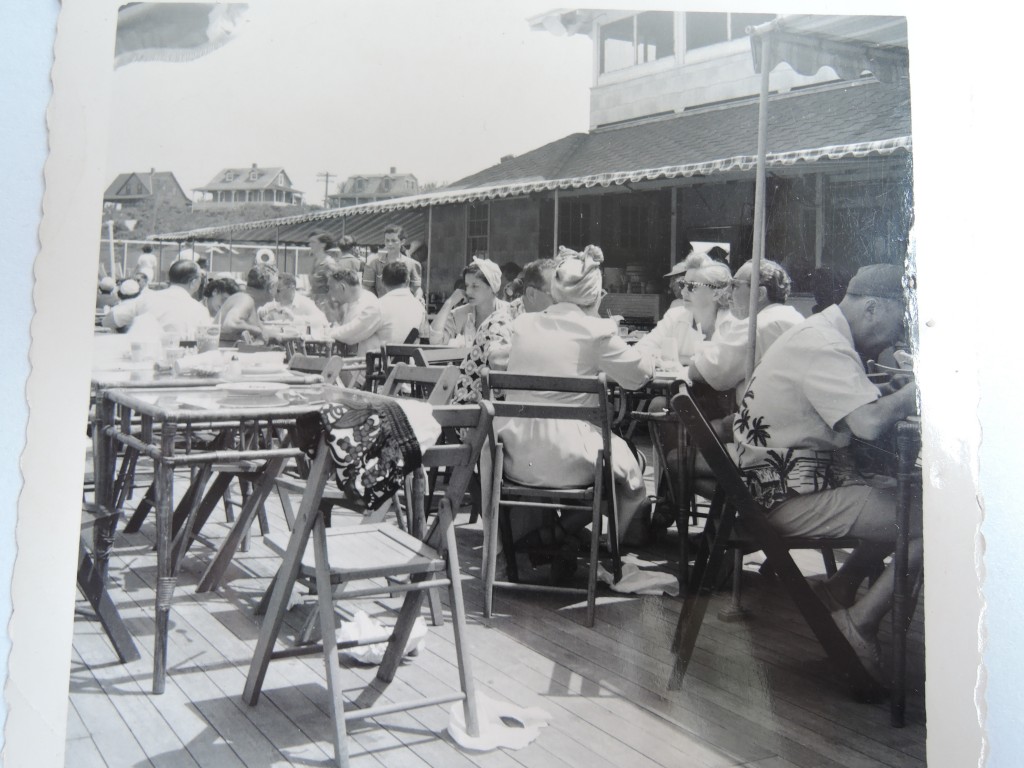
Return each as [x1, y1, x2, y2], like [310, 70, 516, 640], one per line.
[327, 168, 419, 208]
[103, 169, 190, 212]
[154, 12, 911, 324]
[192, 164, 304, 208]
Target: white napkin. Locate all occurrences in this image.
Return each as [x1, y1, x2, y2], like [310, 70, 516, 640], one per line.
[597, 554, 680, 597]
[337, 610, 427, 664]
[447, 693, 552, 751]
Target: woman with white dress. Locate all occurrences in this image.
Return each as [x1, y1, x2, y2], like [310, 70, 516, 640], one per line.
[495, 245, 656, 578]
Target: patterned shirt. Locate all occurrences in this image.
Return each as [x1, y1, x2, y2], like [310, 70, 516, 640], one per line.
[451, 305, 514, 405]
[732, 305, 881, 510]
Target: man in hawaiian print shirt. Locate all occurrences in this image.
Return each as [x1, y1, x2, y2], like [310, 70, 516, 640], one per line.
[732, 264, 918, 681]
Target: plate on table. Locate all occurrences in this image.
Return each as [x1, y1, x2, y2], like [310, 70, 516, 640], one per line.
[240, 362, 288, 376]
[215, 381, 290, 401]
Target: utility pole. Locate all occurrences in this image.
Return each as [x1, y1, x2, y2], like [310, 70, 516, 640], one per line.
[317, 171, 335, 208]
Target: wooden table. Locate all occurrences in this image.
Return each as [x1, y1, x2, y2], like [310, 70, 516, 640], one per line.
[94, 384, 328, 693]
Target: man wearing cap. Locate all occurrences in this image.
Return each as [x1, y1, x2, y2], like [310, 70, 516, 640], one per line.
[731, 263, 919, 681]
[96, 277, 120, 311]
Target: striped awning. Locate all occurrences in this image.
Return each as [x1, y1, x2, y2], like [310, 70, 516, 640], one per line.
[152, 136, 910, 245]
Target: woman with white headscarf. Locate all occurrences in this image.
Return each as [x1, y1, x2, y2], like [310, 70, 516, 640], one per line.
[429, 256, 509, 346]
[495, 245, 656, 580]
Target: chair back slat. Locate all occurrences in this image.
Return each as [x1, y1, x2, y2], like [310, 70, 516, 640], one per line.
[415, 347, 469, 367]
[486, 371, 606, 395]
[381, 363, 459, 405]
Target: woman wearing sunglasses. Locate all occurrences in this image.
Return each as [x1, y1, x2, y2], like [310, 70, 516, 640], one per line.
[636, 253, 735, 368]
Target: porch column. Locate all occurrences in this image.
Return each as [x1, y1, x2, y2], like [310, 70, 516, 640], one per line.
[426, 205, 433, 300]
[552, 189, 560, 257]
[670, 187, 678, 267]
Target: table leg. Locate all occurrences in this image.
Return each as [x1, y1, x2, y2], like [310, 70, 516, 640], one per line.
[891, 421, 921, 727]
[196, 456, 288, 593]
[153, 423, 178, 694]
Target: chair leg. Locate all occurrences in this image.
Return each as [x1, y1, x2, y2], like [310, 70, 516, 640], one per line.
[670, 491, 734, 688]
[821, 547, 839, 577]
[717, 548, 749, 622]
[483, 449, 503, 619]
[311, 511, 351, 767]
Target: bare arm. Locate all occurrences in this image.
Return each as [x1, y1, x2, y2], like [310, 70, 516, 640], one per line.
[428, 290, 465, 344]
[839, 382, 917, 441]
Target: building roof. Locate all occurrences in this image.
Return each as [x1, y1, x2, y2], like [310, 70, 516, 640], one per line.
[194, 165, 301, 193]
[151, 77, 909, 244]
[450, 78, 909, 189]
[104, 171, 189, 202]
[334, 173, 419, 198]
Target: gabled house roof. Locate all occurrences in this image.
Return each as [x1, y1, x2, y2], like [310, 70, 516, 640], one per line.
[194, 165, 301, 193]
[104, 171, 189, 202]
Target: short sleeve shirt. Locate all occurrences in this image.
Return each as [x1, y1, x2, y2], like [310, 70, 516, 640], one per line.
[732, 305, 881, 510]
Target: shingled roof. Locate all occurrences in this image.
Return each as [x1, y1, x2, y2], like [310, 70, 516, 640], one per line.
[152, 77, 910, 245]
[450, 78, 909, 189]
[195, 165, 301, 193]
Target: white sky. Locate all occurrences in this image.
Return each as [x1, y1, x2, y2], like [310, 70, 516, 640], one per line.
[106, 0, 594, 203]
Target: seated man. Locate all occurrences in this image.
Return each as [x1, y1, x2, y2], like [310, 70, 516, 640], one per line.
[689, 258, 805, 399]
[103, 258, 208, 338]
[215, 264, 278, 344]
[327, 267, 384, 356]
[258, 273, 329, 331]
[731, 264, 919, 681]
[377, 261, 427, 343]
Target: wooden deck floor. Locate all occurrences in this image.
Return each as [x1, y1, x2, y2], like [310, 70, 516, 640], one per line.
[68, 467, 926, 768]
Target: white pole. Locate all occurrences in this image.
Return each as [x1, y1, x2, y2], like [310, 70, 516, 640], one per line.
[552, 189, 560, 256]
[106, 221, 116, 277]
[746, 33, 771, 383]
[426, 206, 433, 301]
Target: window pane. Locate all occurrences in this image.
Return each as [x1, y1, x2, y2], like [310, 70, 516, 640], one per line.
[600, 17, 634, 73]
[685, 12, 727, 50]
[637, 11, 674, 63]
[730, 13, 776, 39]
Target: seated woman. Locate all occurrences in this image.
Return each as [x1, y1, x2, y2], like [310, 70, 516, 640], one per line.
[636, 253, 734, 368]
[428, 257, 509, 346]
[202, 276, 239, 317]
[496, 245, 656, 580]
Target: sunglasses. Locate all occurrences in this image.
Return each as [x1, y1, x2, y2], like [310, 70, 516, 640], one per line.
[683, 281, 723, 292]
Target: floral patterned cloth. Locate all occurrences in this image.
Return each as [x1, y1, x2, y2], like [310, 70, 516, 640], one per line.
[295, 399, 423, 510]
[451, 305, 514, 405]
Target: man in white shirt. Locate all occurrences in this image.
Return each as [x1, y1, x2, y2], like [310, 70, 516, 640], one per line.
[103, 259, 208, 338]
[328, 267, 384, 355]
[377, 261, 427, 343]
[258, 273, 328, 329]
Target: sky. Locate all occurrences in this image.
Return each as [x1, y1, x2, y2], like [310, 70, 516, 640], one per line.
[106, 0, 594, 204]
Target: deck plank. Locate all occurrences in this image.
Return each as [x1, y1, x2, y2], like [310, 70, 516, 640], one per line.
[69, 466, 926, 768]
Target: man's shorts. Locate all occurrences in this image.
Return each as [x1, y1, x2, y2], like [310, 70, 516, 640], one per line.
[765, 482, 897, 540]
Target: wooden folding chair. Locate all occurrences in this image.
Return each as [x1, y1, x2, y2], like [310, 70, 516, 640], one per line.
[266, 363, 460, 635]
[667, 391, 883, 698]
[481, 372, 621, 628]
[243, 397, 492, 768]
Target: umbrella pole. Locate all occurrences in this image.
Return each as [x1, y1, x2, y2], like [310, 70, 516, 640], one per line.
[746, 33, 771, 383]
[426, 206, 433, 302]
